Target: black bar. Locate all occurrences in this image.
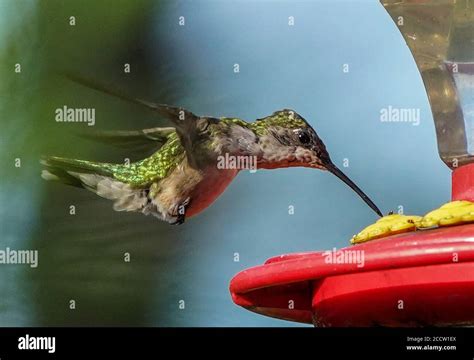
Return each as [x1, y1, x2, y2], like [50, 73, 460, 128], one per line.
[0, 327, 472, 358]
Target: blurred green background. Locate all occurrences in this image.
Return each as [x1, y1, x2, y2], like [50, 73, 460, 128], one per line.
[0, 0, 450, 326]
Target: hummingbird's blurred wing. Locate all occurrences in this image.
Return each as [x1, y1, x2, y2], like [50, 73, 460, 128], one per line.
[64, 73, 204, 167]
[77, 126, 176, 154]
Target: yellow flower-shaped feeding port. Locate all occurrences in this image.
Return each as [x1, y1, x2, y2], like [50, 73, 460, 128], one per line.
[350, 200, 474, 244]
[417, 200, 474, 229]
[351, 214, 422, 245]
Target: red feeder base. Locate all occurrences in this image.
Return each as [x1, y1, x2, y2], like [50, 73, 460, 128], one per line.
[230, 225, 474, 326]
[229, 164, 474, 326]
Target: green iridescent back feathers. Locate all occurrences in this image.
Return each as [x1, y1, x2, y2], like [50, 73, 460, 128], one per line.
[42, 109, 309, 189]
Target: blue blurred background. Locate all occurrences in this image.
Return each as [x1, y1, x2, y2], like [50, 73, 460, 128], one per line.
[0, 0, 450, 326]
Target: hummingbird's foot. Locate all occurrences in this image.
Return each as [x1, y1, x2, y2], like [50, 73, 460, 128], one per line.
[172, 215, 186, 225]
[170, 197, 191, 225]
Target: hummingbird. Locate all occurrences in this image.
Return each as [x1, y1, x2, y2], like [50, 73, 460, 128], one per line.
[41, 75, 383, 225]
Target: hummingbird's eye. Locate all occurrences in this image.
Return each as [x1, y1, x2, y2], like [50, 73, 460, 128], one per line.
[298, 131, 311, 145]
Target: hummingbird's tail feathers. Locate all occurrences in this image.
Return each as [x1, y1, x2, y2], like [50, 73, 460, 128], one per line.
[40, 156, 117, 191]
[41, 168, 84, 188]
[41, 156, 149, 212]
[40, 156, 115, 178]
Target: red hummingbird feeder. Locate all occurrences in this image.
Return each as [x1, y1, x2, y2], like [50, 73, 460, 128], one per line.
[229, 0, 474, 326]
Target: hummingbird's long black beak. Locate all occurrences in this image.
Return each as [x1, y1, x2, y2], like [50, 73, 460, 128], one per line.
[324, 162, 382, 217]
